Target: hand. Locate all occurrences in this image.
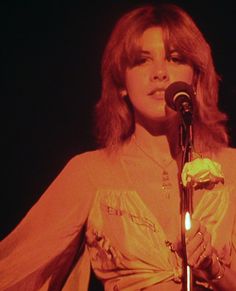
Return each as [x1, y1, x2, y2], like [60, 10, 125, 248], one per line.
[185, 219, 213, 270]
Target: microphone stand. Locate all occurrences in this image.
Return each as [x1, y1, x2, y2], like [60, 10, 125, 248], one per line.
[178, 106, 194, 291]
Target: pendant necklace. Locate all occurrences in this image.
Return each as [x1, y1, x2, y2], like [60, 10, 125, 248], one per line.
[133, 135, 174, 198]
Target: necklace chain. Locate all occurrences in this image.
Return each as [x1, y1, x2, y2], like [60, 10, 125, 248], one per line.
[133, 135, 174, 170]
[133, 135, 174, 198]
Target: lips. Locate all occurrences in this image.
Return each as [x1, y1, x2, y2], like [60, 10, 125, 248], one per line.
[148, 87, 166, 95]
[148, 88, 165, 100]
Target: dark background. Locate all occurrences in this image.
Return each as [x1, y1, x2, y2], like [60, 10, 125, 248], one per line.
[1, 0, 235, 276]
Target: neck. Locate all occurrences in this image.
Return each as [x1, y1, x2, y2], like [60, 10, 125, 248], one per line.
[134, 122, 175, 163]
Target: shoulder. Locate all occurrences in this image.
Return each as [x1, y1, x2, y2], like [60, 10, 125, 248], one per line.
[62, 148, 120, 180]
[213, 147, 236, 195]
[65, 148, 110, 170]
[217, 146, 236, 158]
[214, 146, 236, 169]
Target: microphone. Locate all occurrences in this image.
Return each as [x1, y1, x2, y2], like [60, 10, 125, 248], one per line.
[165, 81, 195, 124]
[165, 81, 195, 112]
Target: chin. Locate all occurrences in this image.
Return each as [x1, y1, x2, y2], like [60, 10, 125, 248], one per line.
[149, 109, 176, 121]
[139, 114, 169, 124]
[134, 108, 177, 124]
[165, 106, 177, 117]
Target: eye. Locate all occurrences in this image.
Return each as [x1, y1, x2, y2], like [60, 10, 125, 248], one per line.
[168, 52, 185, 64]
[133, 54, 152, 66]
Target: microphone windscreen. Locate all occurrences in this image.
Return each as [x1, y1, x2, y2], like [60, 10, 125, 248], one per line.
[165, 81, 195, 111]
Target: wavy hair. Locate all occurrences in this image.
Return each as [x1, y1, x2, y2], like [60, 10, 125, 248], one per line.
[95, 3, 228, 153]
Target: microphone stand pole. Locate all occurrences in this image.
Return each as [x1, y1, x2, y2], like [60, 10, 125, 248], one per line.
[179, 108, 194, 291]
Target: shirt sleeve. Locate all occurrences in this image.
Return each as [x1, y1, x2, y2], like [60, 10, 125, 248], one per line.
[0, 154, 95, 291]
[225, 148, 236, 271]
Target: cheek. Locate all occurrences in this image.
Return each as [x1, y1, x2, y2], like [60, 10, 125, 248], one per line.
[184, 70, 194, 83]
[170, 66, 194, 84]
[125, 69, 148, 94]
[180, 67, 194, 83]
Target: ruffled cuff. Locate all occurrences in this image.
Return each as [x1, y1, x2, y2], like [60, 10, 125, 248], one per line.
[181, 158, 224, 190]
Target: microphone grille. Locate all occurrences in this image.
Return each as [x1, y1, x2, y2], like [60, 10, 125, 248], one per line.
[165, 81, 195, 111]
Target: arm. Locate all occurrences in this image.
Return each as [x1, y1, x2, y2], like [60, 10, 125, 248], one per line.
[186, 218, 236, 290]
[209, 212, 236, 290]
[0, 154, 95, 290]
[183, 148, 236, 290]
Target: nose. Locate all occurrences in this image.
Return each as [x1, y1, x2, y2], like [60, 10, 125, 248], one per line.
[150, 62, 169, 82]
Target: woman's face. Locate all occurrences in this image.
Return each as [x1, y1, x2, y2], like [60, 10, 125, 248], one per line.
[123, 26, 194, 124]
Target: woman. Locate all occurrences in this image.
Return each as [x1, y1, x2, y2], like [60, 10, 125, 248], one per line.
[1, 3, 236, 291]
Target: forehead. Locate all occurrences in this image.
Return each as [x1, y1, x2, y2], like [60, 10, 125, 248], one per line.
[137, 26, 167, 53]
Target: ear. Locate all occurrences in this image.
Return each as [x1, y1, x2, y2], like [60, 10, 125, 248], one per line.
[120, 89, 128, 98]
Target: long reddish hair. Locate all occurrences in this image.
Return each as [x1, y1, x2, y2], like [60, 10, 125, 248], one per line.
[95, 4, 228, 152]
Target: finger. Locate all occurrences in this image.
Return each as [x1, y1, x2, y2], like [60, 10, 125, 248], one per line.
[188, 239, 206, 267]
[186, 230, 204, 257]
[190, 232, 213, 269]
[197, 232, 213, 268]
[186, 222, 206, 251]
[199, 224, 206, 235]
[186, 219, 201, 242]
[196, 242, 212, 269]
